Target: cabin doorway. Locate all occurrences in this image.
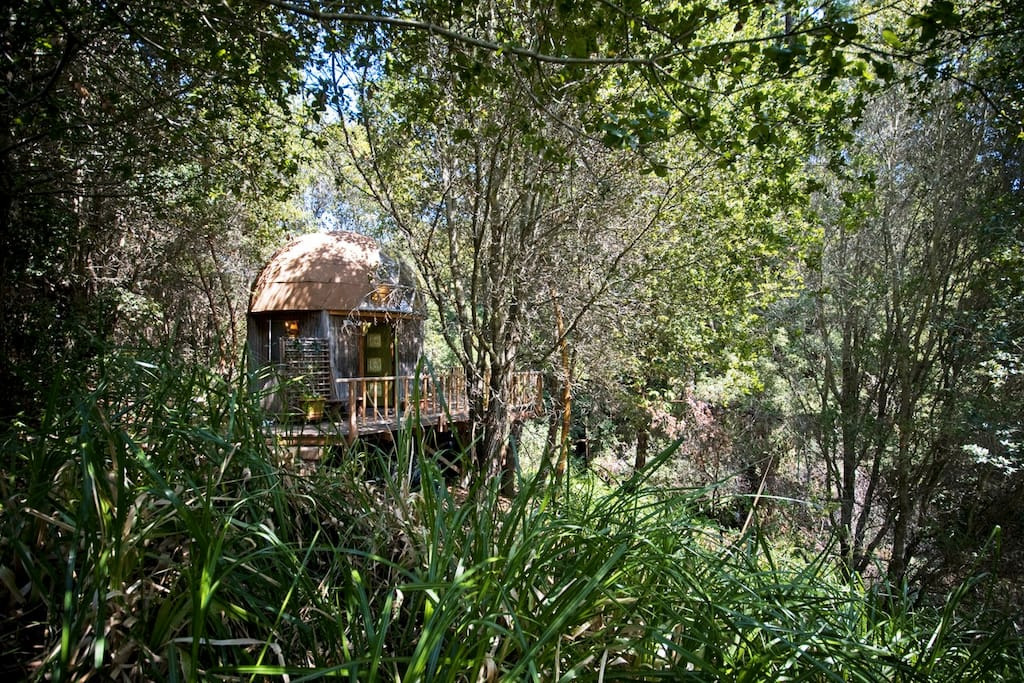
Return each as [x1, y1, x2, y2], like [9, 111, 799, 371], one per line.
[268, 318, 300, 364]
[363, 322, 395, 377]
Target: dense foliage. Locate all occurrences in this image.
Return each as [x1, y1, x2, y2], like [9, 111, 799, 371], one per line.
[1, 0, 314, 415]
[2, 355, 1021, 679]
[2, 0, 1023, 678]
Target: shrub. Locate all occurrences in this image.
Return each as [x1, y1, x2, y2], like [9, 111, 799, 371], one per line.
[1, 350, 1020, 680]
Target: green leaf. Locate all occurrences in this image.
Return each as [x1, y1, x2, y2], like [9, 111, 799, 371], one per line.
[872, 59, 895, 81]
[765, 45, 795, 75]
[748, 122, 771, 148]
[881, 28, 901, 49]
[834, 21, 859, 42]
[931, 0, 960, 26]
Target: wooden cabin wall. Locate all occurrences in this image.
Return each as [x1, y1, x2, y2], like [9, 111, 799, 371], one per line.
[396, 318, 424, 377]
[248, 311, 424, 408]
[329, 314, 361, 401]
[247, 314, 275, 413]
[247, 311, 324, 412]
[300, 312, 327, 339]
[246, 312, 323, 365]
[246, 316, 271, 368]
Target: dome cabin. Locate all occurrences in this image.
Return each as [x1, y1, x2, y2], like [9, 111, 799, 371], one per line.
[247, 231, 433, 430]
[248, 231, 542, 450]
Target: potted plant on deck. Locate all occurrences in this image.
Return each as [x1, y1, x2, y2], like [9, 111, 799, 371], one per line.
[299, 392, 326, 422]
[296, 364, 327, 423]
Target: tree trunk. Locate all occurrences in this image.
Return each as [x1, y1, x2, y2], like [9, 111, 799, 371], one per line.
[635, 427, 649, 470]
[468, 356, 516, 493]
[838, 316, 860, 573]
[538, 394, 561, 483]
[503, 420, 524, 497]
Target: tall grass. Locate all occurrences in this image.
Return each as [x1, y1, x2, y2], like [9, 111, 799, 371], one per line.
[1, 350, 1020, 680]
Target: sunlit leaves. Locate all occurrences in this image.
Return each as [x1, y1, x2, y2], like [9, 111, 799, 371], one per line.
[881, 27, 902, 49]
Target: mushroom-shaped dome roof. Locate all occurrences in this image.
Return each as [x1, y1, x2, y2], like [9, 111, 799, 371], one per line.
[249, 231, 422, 315]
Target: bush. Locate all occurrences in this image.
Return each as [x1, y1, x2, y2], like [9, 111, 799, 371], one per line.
[1, 351, 1020, 680]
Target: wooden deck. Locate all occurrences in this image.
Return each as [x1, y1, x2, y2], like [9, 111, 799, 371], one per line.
[270, 370, 543, 447]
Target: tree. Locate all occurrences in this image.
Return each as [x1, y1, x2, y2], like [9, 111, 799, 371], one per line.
[296, 0, 919, 489]
[328, 42, 668, 489]
[0, 1, 313, 416]
[782, 81, 1022, 582]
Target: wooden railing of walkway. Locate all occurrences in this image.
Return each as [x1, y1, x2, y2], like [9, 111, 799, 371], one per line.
[277, 369, 545, 446]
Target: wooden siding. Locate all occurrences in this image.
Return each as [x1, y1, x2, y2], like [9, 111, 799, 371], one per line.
[396, 317, 423, 377]
[328, 316, 362, 400]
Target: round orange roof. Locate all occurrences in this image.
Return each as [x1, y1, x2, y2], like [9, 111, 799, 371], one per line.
[249, 232, 420, 314]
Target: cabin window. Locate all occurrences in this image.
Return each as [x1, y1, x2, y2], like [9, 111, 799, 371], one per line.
[269, 319, 301, 363]
[369, 285, 392, 306]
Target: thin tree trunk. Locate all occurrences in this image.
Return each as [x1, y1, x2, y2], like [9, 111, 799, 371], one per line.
[503, 420, 524, 497]
[635, 427, 649, 471]
[551, 291, 572, 483]
[839, 316, 860, 573]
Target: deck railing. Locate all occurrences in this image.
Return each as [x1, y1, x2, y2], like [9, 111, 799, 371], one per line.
[333, 369, 544, 437]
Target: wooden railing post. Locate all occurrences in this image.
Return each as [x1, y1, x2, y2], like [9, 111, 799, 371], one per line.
[347, 379, 358, 444]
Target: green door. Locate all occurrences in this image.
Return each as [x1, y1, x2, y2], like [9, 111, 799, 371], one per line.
[363, 323, 394, 377]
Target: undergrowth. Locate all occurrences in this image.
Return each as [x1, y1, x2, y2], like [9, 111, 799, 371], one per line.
[1, 351, 1020, 680]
